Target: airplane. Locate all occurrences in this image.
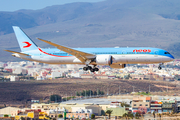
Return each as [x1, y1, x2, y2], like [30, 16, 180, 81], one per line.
[5, 26, 174, 72]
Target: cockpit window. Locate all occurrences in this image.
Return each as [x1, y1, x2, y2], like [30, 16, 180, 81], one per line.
[164, 52, 170, 54]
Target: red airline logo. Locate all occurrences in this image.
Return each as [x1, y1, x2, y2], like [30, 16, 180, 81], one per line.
[133, 49, 151, 52]
[23, 42, 32, 48]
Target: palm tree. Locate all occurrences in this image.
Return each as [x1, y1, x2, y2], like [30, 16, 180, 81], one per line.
[106, 110, 113, 119]
[153, 111, 155, 118]
[122, 113, 128, 119]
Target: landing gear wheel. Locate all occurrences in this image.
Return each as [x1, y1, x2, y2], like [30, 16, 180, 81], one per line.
[94, 68, 99, 71]
[90, 69, 95, 72]
[88, 66, 92, 70]
[158, 66, 162, 70]
[83, 65, 99, 72]
[83, 67, 88, 71]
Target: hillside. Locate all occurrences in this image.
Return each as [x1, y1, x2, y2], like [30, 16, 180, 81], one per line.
[1, 0, 180, 61]
[0, 79, 178, 104]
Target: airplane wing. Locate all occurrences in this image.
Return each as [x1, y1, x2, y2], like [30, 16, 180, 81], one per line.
[37, 38, 95, 63]
[4, 50, 30, 56]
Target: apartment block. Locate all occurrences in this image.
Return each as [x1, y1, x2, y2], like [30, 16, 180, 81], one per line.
[132, 96, 151, 113]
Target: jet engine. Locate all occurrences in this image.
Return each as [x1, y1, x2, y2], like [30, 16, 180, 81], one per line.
[110, 64, 126, 69]
[96, 55, 112, 65]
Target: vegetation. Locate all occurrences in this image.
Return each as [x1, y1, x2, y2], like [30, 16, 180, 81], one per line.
[91, 114, 95, 119]
[122, 113, 134, 119]
[121, 102, 130, 107]
[101, 110, 106, 116]
[62, 96, 75, 101]
[158, 113, 161, 119]
[76, 89, 104, 96]
[20, 117, 25, 120]
[4, 114, 8, 117]
[124, 74, 131, 79]
[50, 95, 61, 102]
[58, 114, 63, 118]
[135, 112, 141, 119]
[153, 111, 155, 118]
[105, 110, 113, 119]
[122, 113, 128, 119]
[137, 92, 151, 95]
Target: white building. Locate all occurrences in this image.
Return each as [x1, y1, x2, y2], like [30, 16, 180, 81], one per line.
[10, 76, 19, 81]
[13, 68, 27, 75]
[51, 71, 63, 78]
[71, 72, 80, 78]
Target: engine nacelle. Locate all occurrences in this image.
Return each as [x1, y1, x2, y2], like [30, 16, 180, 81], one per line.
[110, 64, 126, 69]
[96, 55, 112, 65]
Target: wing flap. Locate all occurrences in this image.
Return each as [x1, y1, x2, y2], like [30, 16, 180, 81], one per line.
[4, 50, 30, 56]
[37, 38, 95, 63]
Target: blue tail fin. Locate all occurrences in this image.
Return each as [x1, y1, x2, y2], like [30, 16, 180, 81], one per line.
[13, 26, 38, 52]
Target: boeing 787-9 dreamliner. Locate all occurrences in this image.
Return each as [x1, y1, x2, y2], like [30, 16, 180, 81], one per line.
[5, 26, 174, 72]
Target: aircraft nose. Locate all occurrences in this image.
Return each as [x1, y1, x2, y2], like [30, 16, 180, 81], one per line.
[170, 54, 175, 60]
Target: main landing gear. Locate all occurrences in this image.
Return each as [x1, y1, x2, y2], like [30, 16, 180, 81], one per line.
[83, 65, 99, 72]
[158, 63, 163, 70]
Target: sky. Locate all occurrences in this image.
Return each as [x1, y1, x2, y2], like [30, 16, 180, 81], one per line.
[0, 0, 105, 12]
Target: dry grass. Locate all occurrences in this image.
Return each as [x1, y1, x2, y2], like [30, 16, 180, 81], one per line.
[0, 78, 179, 104]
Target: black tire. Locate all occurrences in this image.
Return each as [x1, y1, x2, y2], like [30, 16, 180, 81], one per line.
[94, 68, 99, 71]
[83, 67, 88, 71]
[90, 69, 95, 72]
[88, 66, 92, 70]
[158, 66, 162, 70]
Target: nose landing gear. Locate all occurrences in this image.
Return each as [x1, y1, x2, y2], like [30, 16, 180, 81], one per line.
[158, 66, 162, 70]
[158, 63, 163, 70]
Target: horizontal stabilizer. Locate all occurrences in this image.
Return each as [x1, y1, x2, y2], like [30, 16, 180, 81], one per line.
[4, 50, 30, 56]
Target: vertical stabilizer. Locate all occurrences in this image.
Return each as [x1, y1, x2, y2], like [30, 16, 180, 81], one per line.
[12, 26, 38, 52]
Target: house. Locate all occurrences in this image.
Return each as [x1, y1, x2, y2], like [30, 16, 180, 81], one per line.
[150, 101, 162, 113]
[15, 109, 39, 120]
[105, 101, 129, 117]
[106, 107, 128, 117]
[132, 96, 151, 113]
[0, 117, 12, 120]
[176, 101, 180, 113]
[161, 100, 176, 113]
[162, 103, 173, 113]
[31, 103, 59, 115]
[31, 103, 102, 116]
[71, 104, 101, 116]
[81, 74, 93, 79]
[94, 74, 108, 79]
[49, 107, 65, 118]
[99, 104, 110, 111]
[10, 76, 19, 81]
[66, 112, 90, 119]
[0, 107, 20, 117]
[131, 74, 145, 80]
